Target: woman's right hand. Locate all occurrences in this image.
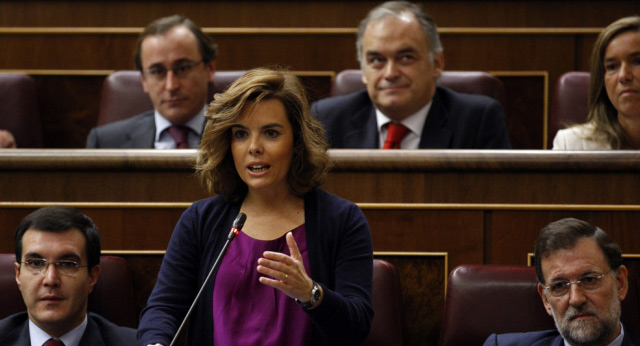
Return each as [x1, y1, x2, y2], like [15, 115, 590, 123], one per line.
[257, 232, 315, 303]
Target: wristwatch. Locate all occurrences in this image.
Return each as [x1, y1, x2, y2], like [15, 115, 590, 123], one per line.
[296, 280, 322, 309]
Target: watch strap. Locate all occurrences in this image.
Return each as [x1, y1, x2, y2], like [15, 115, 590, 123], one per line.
[296, 280, 320, 309]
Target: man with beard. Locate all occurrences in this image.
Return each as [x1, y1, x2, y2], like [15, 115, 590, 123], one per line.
[483, 218, 638, 346]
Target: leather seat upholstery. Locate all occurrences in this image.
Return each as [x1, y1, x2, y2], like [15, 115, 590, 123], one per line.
[363, 259, 404, 346]
[0, 73, 43, 147]
[549, 71, 590, 148]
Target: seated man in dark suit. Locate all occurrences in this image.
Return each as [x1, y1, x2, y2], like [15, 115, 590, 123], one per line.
[0, 206, 136, 345]
[484, 218, 638, 346]
[312, 1, 511, 149]
[86, 15, 217, 149]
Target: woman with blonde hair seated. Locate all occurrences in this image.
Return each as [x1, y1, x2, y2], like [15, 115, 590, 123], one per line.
[553, 16, 640, 150]
[138, 67, 374, 346]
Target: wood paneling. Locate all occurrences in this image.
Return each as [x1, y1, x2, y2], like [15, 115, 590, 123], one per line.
[3, 149, 640, 204]
[0, 1, 636, 28]
[0, 206, 186, 251]
[0, 31, 597, 74]
[489, 210, 640, 265]
[0, 204, 476, 268]
[3, 150, 640, 258]
[0, 0, 636, 150]
[3, 150, 640, 345]
[365, 209, 483, 270]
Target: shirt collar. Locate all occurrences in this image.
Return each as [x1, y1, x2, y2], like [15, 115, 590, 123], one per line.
[29, 314, 88, 346]
[154, 106, 207, 142]
[375, 100, 432, 138]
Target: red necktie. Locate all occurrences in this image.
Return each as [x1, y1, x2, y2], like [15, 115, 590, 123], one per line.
[43, 338, 65, 346]
[383, 123, 410, 149]
[168, 125, 191, 149]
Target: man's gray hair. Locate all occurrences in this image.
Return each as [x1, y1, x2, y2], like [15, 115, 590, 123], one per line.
[356, 1, 443, 64]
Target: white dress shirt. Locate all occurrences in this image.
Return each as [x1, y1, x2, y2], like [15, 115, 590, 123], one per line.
[154, 106, 207, 149]
[29, 314, 87, 346]
[375, 101, 432, 149]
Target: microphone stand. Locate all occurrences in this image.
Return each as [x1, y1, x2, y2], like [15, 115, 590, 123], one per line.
[169, 213, 246, 346]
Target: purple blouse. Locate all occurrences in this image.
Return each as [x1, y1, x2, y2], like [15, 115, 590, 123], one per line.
[212, 224, 311, 345]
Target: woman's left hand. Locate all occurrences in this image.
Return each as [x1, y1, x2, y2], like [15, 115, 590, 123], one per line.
[257, 232, 314, 302]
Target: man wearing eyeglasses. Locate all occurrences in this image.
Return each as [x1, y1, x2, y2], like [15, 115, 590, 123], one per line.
[0, 206, 136, 345]
[483, 218, 638, 346]
[86, 15, 216, 149]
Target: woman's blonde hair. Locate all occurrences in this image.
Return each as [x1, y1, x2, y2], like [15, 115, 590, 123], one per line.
[196, 67, 330, 202]
[586, 16, 640, 148]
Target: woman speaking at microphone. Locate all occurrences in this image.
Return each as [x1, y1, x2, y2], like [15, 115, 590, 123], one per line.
[138, 68, 374, 346]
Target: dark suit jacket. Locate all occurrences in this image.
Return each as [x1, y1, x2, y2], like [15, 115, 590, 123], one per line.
[86, 111, 205, 149]
[0, 311, 137, 346]
[86, 111, 156, 149]
[483, 328, 640, 346]
[311, 86, 511, 149]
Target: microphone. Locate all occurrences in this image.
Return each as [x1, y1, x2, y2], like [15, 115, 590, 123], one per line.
[169, 212, 247, 346]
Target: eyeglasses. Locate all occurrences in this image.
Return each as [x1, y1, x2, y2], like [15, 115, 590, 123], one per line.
[20, 258, 87, 276]
[542, 270, 611, 297]
[143, 60, 203, 82]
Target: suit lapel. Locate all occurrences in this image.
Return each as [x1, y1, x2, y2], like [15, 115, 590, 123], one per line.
[344, 101, 378, 148]
[419, 87, 452, 149]
[0, 317, 29, 345]
[79, 315, 106, 346]
[533, 334, 564, 346]
[198, 118, 208, 146]
[551, 335, 564, 346]
[124, 111, 156, 148]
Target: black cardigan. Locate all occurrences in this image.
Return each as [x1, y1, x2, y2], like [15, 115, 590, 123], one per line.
[138, 189, 374, 346]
